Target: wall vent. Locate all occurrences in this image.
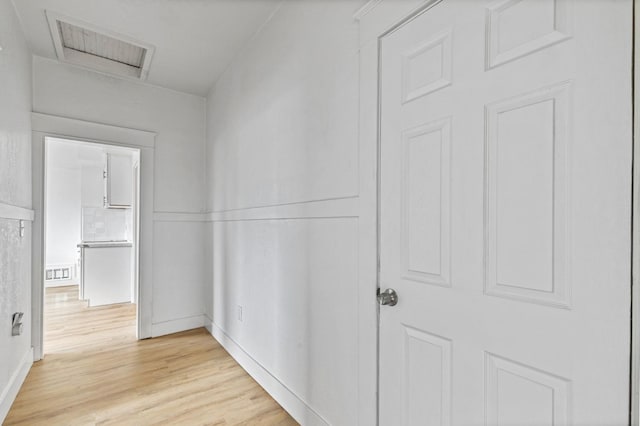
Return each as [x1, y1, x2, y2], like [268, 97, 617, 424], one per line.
[46, 11, 155, 80]
[45, 264, 75, 282]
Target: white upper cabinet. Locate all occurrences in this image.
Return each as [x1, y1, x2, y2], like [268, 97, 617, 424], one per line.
[104, 153, 133, 208]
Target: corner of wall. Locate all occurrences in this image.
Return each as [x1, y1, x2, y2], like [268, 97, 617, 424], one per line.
[208, 324, 330, 426]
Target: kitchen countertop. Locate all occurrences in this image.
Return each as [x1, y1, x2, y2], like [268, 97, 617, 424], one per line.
[77, 241, 133, 248]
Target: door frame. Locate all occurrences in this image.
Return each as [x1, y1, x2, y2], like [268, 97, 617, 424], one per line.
[631, 0, 639, 423]
[31, 112, 156, 360]
[355, 2, 444, 424]
[355, 0, 637, 424]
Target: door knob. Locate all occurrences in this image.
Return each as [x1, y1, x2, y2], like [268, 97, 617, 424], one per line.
[378, 288, 398, 306]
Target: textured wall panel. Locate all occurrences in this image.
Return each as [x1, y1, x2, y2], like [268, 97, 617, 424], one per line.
[213, 217, 359, 426]
[206, 1, 360, 212]
[0, 0, 33, 415]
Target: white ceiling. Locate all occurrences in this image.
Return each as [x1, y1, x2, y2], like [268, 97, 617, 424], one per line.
[12, 0, 283, 96]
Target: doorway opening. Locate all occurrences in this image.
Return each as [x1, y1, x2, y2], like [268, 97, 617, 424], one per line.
[43, 136, 141, 355]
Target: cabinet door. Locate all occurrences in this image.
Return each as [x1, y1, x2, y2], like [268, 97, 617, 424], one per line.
[106, 154, 133, 207]
[83, 246, 132, 306]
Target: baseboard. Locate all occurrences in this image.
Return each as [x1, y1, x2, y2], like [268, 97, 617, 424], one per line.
[203, 314, 213, 334]
[44, 280, 79, 288]
[0, 347, 33, 423]
[151, 315, 205, 337]
[209, 322, 329, 426]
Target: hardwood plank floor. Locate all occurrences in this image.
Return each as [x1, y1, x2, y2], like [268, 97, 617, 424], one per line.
[5, 286, 297, 425]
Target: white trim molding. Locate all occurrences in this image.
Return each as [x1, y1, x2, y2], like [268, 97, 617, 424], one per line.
[203, 313, 213, 334]
[151, 315, 206, 338]
[0, 202, 34, 221]
[356, 0, 430, 47]
[631, 0, 640, 423]
[31, 112, 156, 361]
[353, 0, 383, 21]
[0, 347, 33, 423]
[31, 112, 156, 148]
[209, 196, 359, 222]
[209, 323, 329, 426]
[153, 212, 210, 222]
[354, 1, 446, 424]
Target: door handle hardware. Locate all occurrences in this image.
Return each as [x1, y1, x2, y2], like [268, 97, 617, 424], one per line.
[378, 288, 398, 306]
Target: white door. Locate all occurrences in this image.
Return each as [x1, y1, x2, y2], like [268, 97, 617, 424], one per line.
[378, 1, 632, 425]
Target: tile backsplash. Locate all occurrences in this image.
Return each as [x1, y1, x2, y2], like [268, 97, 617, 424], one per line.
[82, 207, 132, 242]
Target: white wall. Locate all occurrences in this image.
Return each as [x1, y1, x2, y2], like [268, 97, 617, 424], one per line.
[33, 57, 207, 336]
[205, 1, 370, 424]
[0, 0, 33, 421]
[206, 3, 359, 211]
[45, 142, 81, 269]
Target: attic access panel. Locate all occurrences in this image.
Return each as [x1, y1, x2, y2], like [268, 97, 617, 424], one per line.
[46, 11, 155, 80]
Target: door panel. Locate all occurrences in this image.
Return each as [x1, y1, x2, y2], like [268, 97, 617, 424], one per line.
[378, 1, 632, 425]
[402, 118, 451, 287]
[485, 82, 571, 306]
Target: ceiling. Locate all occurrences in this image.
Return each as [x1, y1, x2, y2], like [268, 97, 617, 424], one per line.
[12, 0, 283, 96]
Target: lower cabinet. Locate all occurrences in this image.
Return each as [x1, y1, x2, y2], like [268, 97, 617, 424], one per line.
[79, 242, 132, 307]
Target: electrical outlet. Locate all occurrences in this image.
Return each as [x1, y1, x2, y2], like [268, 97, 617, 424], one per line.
[237, 305, 243, 322]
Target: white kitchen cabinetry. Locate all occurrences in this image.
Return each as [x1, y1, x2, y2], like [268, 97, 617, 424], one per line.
[79, 242, 132, 307]
[104, 153, 133, 208]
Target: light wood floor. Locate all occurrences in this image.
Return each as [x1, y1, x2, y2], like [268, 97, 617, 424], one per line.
[5, 285, 297, 425]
